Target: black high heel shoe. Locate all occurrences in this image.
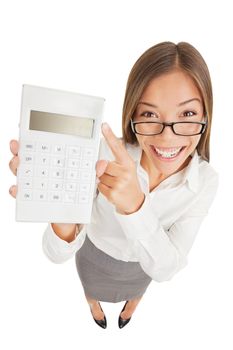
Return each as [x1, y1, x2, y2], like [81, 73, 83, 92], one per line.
[91, 302, 107, 329]
[118, 301, 131, 329]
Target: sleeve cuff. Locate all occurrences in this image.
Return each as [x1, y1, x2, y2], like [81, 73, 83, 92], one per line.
[114, 195, 160, 240]
[42, 223, 86, 263]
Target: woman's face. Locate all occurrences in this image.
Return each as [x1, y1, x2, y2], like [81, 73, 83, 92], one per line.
[134, 70, 205, 178]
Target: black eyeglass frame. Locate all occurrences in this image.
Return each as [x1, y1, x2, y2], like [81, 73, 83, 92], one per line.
[130, 117, 208, 136]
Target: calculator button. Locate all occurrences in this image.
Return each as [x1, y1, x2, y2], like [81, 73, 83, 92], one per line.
[81, 171, 92, 182]
[49, 192, 62, 202]
[68, 159, 80, 168]
[80, 184, 90, 192]
[38, 143, 51, 153]
[22, 142, 36, 152]
[68, 146, 81, 158]
[52, 158, 65, 167]
[19, 166, 33, 177]
[82, 148, 94, 158]
[34, 179, 48, 190]
[34, 191, 47, 201]
[20, 179, 33, 189]
[51, 169, 64, 179]
[78, 192, 89, 203]
[78, 193, 89, 203]
[50, 180, 63, 190]
[66, 182, 77, 191]
[22, 154, 34, 164]
[64, 192, 76, 203]
[53, 145, 65, 154]
[38, 155, 50, 166]
[66, 169, 79, 180]
[20, 190, 33, 200]
[81, 159, 93, 170]
[36, 167, 49, 177]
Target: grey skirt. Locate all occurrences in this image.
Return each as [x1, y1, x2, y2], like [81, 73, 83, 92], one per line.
[75, 235, 152, 303]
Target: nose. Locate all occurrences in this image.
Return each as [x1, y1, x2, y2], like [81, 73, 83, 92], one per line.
[160, 124, 176, 140]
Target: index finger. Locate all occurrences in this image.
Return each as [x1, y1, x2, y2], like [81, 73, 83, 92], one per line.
[10, 140, 19, 156]
[101, 123, 131, 165]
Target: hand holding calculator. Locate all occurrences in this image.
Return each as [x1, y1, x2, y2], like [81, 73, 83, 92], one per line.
[16, 85, 105, 223]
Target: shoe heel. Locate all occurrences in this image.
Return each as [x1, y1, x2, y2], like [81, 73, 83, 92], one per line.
[118, 301, 131, 329]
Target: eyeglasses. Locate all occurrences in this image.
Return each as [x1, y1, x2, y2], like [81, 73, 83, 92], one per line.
[130, 118, 208, 136]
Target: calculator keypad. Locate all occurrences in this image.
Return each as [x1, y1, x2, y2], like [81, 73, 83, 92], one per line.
[18, 141, 95, 204]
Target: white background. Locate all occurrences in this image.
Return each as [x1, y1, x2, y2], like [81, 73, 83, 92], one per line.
[0, 0, 232, 349]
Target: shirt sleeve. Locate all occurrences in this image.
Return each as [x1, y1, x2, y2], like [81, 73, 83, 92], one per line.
[42, 223, 86, 263]
[114, 173, 219, 282]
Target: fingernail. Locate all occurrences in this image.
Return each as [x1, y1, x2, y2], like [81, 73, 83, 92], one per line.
[102, 122, 109, 131]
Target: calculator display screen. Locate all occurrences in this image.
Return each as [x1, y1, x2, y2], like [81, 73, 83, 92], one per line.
[29, 110, 94, 138]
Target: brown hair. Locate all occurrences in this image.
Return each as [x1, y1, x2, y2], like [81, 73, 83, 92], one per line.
[122, 41, 213, 161]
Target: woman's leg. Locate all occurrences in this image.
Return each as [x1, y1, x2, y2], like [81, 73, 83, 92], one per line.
[120, 296, 143, 320]
[85, 295, 105, 321]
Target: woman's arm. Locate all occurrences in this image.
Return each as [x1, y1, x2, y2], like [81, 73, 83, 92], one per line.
[114, 173, 219, 282]
[42, 223, 86, 263]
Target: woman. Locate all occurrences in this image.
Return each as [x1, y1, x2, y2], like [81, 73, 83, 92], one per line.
[9, 41, 218, 329]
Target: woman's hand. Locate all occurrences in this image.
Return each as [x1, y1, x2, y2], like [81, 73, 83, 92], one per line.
[9, 140, 19, 198]
[96, 123, 145, 215]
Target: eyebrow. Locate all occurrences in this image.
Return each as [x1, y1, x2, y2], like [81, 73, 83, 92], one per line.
[138, 98, 202, 108]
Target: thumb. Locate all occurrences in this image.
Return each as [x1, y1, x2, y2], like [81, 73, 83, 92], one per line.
[96, 160, 108, 177]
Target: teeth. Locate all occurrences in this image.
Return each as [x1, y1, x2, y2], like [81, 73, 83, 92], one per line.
[154, 147, 182, 158]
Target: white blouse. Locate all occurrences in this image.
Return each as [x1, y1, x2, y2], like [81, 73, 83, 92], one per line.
[42, 138, 219, 282]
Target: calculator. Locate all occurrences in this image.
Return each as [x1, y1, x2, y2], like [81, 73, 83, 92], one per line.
[16, 85, 105, 223]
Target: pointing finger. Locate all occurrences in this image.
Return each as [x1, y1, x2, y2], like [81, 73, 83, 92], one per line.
[101, 123, 132, 165]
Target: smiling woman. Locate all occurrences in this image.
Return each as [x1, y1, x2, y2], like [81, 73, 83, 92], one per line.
[122, 41, 212, 162]
[9, 41, 219, 330]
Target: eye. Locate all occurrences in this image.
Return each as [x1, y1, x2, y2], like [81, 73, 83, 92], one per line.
[182, 110, 197, 117]
[140, 111, 158, 118]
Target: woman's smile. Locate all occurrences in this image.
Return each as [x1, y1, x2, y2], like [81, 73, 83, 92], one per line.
[150, 145, 186, 161]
